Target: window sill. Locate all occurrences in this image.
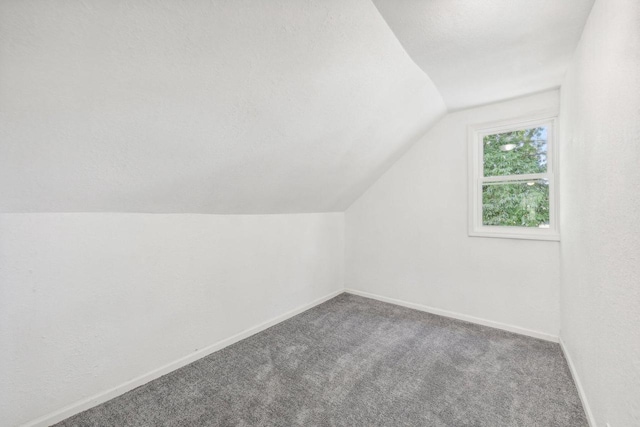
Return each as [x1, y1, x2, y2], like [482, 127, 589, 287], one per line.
[469, 228, 560, 242]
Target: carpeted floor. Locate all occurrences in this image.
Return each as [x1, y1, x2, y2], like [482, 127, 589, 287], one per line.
[56, 293, 587, 426]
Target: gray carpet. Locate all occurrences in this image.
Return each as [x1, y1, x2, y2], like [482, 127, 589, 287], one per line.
[56, 293, 587, 426]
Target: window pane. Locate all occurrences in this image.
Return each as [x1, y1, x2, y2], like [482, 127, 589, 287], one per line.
[482, 180, 550, 227]
[483, 126, 547, 177]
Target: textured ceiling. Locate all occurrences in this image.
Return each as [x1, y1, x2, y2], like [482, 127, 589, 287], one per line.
[372, 0, 595, 110]
[1, 0, 594, 214]
[0, 0, 445, 213]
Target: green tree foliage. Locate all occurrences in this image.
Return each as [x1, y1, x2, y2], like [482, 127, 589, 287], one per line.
[482, 127, 550, 227]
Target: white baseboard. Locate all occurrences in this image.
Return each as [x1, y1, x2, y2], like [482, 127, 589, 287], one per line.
[559, 338, 596, 427]
[22, 289, 343, 427]
[344, 288, 559, 343]
[22, 288, 562, 426]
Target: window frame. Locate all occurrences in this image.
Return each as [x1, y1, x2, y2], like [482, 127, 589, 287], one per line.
[468, 112, 559, 241]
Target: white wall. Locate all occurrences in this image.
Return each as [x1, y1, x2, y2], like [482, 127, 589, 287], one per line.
[559, 0, 640, 425]
[346, 91, 561, 339]
[0, 213, 344, 426]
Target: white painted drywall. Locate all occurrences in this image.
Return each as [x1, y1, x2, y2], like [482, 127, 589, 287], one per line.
[559, 0, 640, 424]
[0, 0, 445, 214]
[345, 91, 561, 338]
[0, 212, 344, 426]
[372, 0, 594, 110]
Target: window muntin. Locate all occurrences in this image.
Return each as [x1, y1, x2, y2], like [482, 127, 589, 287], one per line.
[469, 115, 558, 241]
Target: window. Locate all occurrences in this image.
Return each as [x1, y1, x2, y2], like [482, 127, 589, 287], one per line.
[468, 113, 559, 241]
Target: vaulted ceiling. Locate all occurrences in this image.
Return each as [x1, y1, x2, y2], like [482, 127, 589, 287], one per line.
[372, 0, 595, 110]
[0, 0, 593, 213]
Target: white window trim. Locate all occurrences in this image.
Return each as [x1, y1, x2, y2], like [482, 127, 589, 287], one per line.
[468, 111, 560, 241]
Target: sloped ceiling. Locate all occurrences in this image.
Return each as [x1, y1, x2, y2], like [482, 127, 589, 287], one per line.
[0, 0, 445, 213]
[1, 0, 595, 214]
[372, 0, 595, 110]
